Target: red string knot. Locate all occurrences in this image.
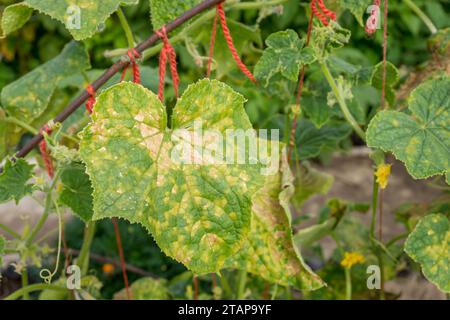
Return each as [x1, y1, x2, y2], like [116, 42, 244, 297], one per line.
[39, 124, 54, 178]
[155, 26, 180, 102]
[311, 0, 337, 26]
[85, 84, 96, 114]
[216, 3, 256, 83]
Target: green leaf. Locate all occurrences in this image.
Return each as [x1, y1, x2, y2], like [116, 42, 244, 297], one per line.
[294, 217, 337, 247]
[302, 89, 331, 128]
[1, 0, 138, 40]
[150, 0, 202, 30]
[114, 277, 169, 300]
[79, 80, 266, 274]
[0, 108, 20, 161]
[339, 0, 372, 26]
[404, 214, 450, 293]
[0, 235, 5, 267]
[0, 3, 33, 38]
[227, 151, 324, 290]
[1, 41, 90, 124]
[311, 22, 351, 59]
[292, 162, 334, 209]
[0, 158, 34, 204]
[254, 29, 316, 95]
[59, 163, 94, 223]
[295, 119, 352, 160]
[371, 61, 399, 107]
[367, 77, 450, 180]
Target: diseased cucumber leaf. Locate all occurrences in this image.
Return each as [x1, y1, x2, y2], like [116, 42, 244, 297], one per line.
[59, 163, 94, 223]
[79, 80, 267, 274]
[0, 3, 33, 38]
[150, 0, 202, 30]
[1, 41, 90, 124]
[367, 77, 450, 181]
[254, 29, 316, 98]
[404, 214, 450, 293]
[0, 107, 21, 161]
[311, 22, 351, 59]
[0, 158, 34, 204]
[226, 150, 324, 290]
[339, 0, 372, 26]
[371, 61, 399, 108]
[0, 0, 138, 40]
[114, 277, 169, 300]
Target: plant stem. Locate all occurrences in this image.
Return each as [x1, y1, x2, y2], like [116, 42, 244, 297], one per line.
[320, 62, 366, 141]
[219, 273, 233, 298]
[370, 174, 385, 300]
[344, 268, 352, 300]
[25, 171, 60, 246]
[4, 116, 78, 144]
[5, 284, 67, 300]
[386, 232, 409, 248]
[403, 0, 437, 34]
[21, 268, 30, 300]
[76, 221, 96, 275]
[236, 269, 248, 300]
[232, 0, 287, 10]
[117, 7, 135, 48]
[4, 117, 39, 135]
[270, 284, 279, 300]
[370, 178, 379, 238]
[0, 223, 20, 239]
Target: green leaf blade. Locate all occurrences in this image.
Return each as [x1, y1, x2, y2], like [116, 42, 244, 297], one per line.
[1, 41, 90, 124]
[367, 77, 450, 180]
[80, 80, 266, 274]
[0, 158, 34, 204]
[405, 214, 450, 293]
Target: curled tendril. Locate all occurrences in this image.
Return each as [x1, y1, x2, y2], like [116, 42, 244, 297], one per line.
[39, 199, 63, 284]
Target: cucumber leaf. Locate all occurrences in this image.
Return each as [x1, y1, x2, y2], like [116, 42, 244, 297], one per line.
[0, 158, 34, 204]
[0, 0, 138, 40]
[367, 77, 450, 181]
[405, 214, 450, 293]
[1, 41, 90, 124]
[79, 79, 266, 274]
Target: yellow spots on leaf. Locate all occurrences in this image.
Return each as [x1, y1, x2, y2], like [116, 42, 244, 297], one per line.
[375, 163, 392, 189]
[340, 252, 365, 269]
[201, 233, 221, 249]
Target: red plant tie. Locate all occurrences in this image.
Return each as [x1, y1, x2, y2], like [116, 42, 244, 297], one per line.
[317, 0, 336, 20]
[206, 9, 219, 78]
[39, 125, 54, 178]
[85, 85, 96, 114]
[112, 218, 132, 300]
[311, 0, 329, 26]
[216, 4, 257, 83]
[311, 0, 336, 26]
[366, 0, 381, 35]
[120, 49, 141, 84]
[155, 26, 179, 102]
